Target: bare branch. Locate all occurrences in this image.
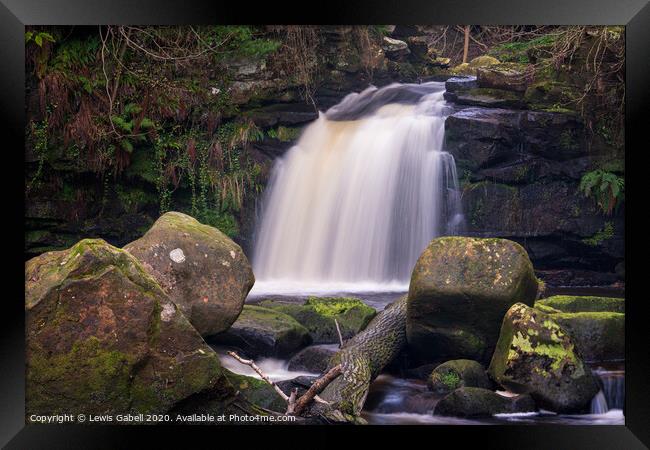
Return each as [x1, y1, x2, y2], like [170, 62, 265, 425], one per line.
[292, 364, 342, 416]
[226, 351, 290, 402]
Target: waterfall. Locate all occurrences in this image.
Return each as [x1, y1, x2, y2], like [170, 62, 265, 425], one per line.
[590, 367, 625, 414]
[252, 82, 464, 294]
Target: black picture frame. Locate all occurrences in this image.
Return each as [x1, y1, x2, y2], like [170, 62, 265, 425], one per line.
[1, 0, 647, 448]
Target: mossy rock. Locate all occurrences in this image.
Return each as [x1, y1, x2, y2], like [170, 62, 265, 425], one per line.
[477, 62, 531, 92]
[536, 295, 624, 313]
[449, 56, 501, 76]
[258, 297, 376, 344]
[488, 303, 599, 413]
[225, 372, 286, 412]
[535, 296, 624, 362]
[434, 387, 536, 418]
[210, 305, 312, 358]
[406, 237, 540, 364]
[25, 239, 235, 416]
[428, 359, 493, 394]
[125, 211, 255, 337]
[524, 81, 580, 112]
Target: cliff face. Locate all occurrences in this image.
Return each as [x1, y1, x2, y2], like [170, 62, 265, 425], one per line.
[24, 26, 624, 286]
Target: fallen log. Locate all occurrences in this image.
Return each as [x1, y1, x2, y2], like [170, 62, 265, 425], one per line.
[313, 294, 408, 423]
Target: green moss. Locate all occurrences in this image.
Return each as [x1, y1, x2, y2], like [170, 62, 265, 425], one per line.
[27, 336, 134, 413]
[582, 222, 614, 246]
[224, 371, 285, 412]
[536, 295, 624, 313]
[259, 297, 376, 344]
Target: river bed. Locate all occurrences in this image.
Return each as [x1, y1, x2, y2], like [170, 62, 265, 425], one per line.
[215, 287, 625, 425]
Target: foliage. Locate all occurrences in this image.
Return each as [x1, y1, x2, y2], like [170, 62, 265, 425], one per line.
[582, 222, 614, 246]
[579, 170, 624, 215]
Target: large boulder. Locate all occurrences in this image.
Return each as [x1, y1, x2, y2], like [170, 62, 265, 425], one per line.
[382, 37, 410, 61]
[258, 297, 376, 344]
[434, 387, 536, 418]
[406, 237, 539, 364]
[124, 212, 254, 337]
[25, 239, 235, 416]
[210, 305, 312, 358]
[288, 344, 339, 374]
[488, 303, 599, 413]
[535, 296, 624, 361]
[428, 359, 493, 394]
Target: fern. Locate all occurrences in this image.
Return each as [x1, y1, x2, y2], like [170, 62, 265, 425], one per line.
[579, 170, 624, 215]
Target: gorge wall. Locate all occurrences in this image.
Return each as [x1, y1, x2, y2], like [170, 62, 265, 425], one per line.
[24, 26, 624, 286]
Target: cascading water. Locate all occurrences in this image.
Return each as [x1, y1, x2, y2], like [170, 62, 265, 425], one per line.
[252, 82, 464, 293]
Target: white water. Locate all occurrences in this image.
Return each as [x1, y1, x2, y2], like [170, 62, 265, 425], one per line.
[252, 82, 463, 294]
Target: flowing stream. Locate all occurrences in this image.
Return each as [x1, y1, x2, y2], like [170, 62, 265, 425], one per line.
[251, 82, 463, 294]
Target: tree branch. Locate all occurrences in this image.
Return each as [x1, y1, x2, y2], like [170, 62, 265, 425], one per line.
[292, 364, 342, 416]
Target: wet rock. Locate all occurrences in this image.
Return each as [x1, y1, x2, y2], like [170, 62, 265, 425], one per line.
[25, 239, 234, 416]
[406, 237, 540, 364]
[276, 375, 321, 399]
[428, 360, 493, 394]
[488, 303, 599, 413]
[444, 88, 527, 109]
[445, 76, 478, 92]
[445, 107, 586, 172]
[124, 212, 254, 337]
[434, 387, 536, 418]
[259, 297, 376, 344]
[288, 344, 339, 374]
[210, 305, 312, 358]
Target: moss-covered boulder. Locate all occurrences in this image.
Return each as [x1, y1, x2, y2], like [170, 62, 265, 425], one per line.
[124, 211, 254, 337]
[288, 344, 339, 374]
[224, 372, 286, 412]
[488, 303, 599, 413]
[25, 239, 236, 416]
[434, 387, 536, 418]
[428, 360, 493, 394]
[258, 297, 376, 344]
[535, 295, 624, 313]
[406, 237, 539, 364]
[477, 62, 531, 92]
[210, 305, 312, 358]
[535, 296, 624, 362]
[450, 55, 501, 76]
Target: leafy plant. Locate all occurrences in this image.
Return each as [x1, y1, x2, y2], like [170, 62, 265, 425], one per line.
[25, 31, 55, 47]
[579, 170, 624, 215]
[582, 222, 614, 246]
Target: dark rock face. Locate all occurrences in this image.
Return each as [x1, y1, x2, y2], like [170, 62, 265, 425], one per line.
[406, 237, 539, 365]
[444, 106, 624, 284]
[209, 305, 312, 358]
[124, 212, 255, 337]
[428, 359, 493, 394]
[434, 387, 536, 417]
[288, 344, 339, 374]
[25, 239, 235, 416]
[488, 303, 599, 413]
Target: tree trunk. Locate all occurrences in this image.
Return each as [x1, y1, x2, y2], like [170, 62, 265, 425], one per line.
[463, 25, 470, 63]
[311, 295, 408, 423]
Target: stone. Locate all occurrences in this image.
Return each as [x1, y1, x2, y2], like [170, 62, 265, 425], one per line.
[434, 387, 536, 418]
[428, 359, 493, 394]
[407, 237, 539, 364]
[25, 239, 235, 416]
[288, 344, 339, 374]
[488, 303, 599, 413]
[124, 212, 254, 337]
[210, 305, 312, 358]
